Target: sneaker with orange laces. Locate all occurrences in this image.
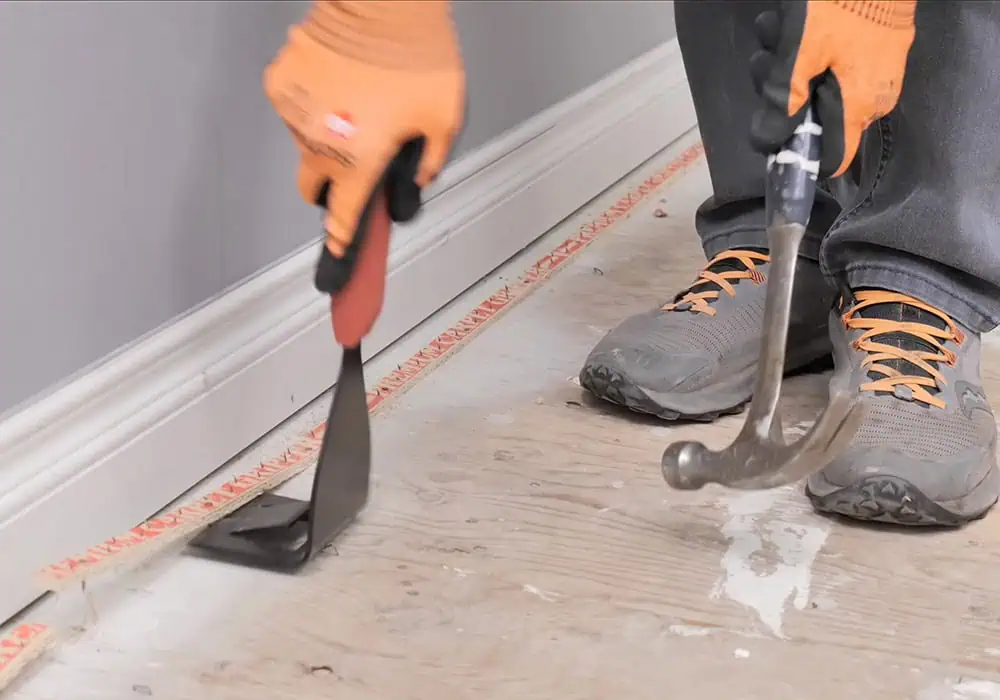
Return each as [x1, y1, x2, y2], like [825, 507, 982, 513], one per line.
[806, 289, 1000, 526]
[580, 248, 834, 420]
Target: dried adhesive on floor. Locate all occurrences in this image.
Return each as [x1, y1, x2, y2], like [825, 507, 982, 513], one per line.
[10, 141, 1000, 700]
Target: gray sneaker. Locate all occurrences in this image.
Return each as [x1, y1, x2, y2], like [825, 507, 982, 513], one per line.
[580, 248, 834, 420]
[806, 289, 1000, 526]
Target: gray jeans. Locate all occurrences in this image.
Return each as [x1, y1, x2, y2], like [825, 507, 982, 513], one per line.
[675, 0, 1000, 333]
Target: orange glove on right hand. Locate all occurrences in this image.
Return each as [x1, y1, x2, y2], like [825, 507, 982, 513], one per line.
[749, 0, 916, 178]
[264, 0, 465, 348]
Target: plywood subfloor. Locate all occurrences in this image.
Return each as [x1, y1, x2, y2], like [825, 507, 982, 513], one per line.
[12, 141, 1000, 700]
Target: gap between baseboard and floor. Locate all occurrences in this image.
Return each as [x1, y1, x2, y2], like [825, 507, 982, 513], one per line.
[0, 39, 697, 624]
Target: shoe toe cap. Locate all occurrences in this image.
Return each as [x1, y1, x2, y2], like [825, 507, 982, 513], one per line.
[809, 444, 996, 503]
[582, 343, 712, 394]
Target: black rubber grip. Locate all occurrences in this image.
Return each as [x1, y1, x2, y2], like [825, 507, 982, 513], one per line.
[764, 105, 821, 229]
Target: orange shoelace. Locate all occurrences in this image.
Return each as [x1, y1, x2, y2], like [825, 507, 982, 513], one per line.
[662, 250, 769, 316]
[842, 290, 964, 409]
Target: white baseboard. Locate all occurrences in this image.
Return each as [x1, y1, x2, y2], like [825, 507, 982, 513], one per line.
[0, 39, 696, 623]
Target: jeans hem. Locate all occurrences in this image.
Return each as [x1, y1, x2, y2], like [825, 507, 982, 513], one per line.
[701, 226, 823, 261]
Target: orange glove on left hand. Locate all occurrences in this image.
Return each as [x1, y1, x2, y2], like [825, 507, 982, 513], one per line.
[264, 0, 465, 348]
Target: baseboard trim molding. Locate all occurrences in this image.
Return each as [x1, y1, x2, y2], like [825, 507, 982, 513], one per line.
[0, 39, 696, 623]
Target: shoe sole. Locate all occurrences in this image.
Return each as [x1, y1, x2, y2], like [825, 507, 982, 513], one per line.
[579, 353, 833, 422]
[579, 362, 748, 421]
[806, 469, 1000, 527]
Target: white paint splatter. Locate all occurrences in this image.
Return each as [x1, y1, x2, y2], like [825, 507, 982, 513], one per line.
[920, 677, 1000, 700]
[611, 480, 625, 489]
[522, 584, 559, 602]
[952, 680, 1000, 699]
[711, 485, 830, 638]
[733, 648, 750, 659]
[985, 648, 1000, 657]
[668, 624, 714, 637]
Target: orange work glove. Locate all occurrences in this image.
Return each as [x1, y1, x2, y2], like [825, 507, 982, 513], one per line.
[749, 0, 917, 177]
[264, 0, 466, 348]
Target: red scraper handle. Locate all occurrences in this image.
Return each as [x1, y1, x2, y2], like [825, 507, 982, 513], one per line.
[329, 190, 392, 349]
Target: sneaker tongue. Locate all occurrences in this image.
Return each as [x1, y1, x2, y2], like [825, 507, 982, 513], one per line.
[671, 247, 767, 303]
[852, 293, 948, 389]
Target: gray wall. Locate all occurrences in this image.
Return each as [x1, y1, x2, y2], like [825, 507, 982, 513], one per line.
[0, 1, 676, 417]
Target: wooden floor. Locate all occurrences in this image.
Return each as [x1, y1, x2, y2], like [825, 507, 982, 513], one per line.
[12, 142, 1000, 699]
